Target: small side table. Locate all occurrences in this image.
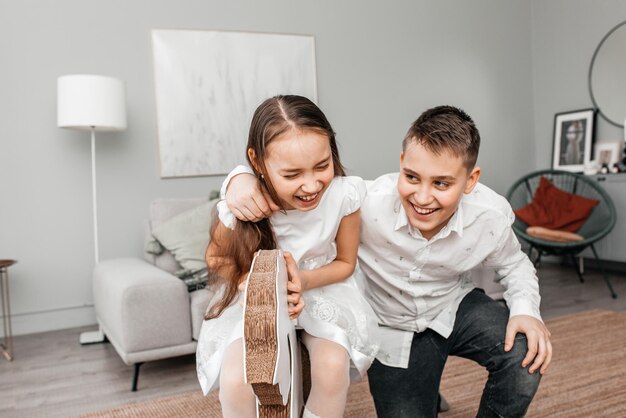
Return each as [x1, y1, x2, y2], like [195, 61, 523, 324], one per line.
[0, 259, 16, 361]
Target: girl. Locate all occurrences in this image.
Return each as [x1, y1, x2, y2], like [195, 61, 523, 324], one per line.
[196, 95, 379, 418]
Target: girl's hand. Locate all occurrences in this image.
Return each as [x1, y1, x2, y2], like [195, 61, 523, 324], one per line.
[284, 252, 305, 319]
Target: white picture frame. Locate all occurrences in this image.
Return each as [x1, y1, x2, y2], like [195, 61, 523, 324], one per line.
[594, 141, 623, 167]
[152, 29, 317, 178]
[552, 109, 595, 173]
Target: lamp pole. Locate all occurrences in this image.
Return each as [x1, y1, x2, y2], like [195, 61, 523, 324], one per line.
[91, 128, 99, 265]
[80, 127, 105, 345]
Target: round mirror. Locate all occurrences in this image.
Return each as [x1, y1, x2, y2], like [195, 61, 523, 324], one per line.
[589, 20, 626, 128]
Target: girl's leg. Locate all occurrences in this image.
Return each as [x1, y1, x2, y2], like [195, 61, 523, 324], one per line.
[302, 333, 350, 418]
[219, 338, 257, 418]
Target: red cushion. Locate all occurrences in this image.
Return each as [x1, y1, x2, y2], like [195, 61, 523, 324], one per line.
[514, 176, 599, 232]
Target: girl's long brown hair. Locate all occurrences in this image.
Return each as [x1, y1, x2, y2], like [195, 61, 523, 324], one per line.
[205, 95, 345, 319]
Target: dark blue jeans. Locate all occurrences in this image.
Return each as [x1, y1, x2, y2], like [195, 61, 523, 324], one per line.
[367, 289, 541, 417]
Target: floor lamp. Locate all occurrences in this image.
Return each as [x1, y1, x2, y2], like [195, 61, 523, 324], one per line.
[57, 75, 127, 344]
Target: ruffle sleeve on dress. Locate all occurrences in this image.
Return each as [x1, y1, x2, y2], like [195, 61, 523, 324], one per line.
[340, 176, 367, 217]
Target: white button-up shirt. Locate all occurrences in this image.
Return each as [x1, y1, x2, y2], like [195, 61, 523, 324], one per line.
[357, 173, 541, 368]
[221, 167, 542, 369]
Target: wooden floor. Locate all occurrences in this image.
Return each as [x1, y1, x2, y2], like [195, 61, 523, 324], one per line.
[2, 262, 626, 418]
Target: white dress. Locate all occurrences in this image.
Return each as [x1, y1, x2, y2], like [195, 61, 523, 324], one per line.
[196, 176, 380, 395]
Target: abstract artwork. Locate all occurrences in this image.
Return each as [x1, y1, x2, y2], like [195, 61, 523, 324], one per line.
[152, 29, 317, 177]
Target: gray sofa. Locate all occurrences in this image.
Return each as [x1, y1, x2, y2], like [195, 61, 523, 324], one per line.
[93, 198, 216, 391]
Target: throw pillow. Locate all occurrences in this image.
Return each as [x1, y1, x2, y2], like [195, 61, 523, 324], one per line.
[514, 176, 599, 232]
[526, 226, 584, 242]
[151, 199, 218, 272]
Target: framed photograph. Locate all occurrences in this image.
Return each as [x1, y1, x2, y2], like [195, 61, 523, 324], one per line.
[152, 29, 317, 178]
[594, 141, 623, 167]
[552, 109, 596, 172]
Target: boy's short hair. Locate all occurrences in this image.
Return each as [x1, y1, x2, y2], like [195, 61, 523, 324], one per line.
[402, 105, 480, 170]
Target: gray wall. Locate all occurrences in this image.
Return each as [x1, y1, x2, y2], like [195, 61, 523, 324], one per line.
[1, 0, 537, 335]
[531, 0, 626, 167]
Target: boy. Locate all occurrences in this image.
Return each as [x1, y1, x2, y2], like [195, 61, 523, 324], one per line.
[222, 105, 552, 417]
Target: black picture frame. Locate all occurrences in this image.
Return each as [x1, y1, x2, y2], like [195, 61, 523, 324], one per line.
[552, 108, 596, 172]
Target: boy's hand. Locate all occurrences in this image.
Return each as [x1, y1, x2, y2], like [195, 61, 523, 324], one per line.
[226, 173, 280, 221]
[284, 252, 305, 319]
[505, 315, 552, 375]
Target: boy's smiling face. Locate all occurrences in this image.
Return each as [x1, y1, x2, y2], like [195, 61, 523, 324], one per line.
[397, 141, 480, 240]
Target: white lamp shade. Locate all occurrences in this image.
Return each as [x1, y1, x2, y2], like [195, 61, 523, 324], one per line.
[57, 75, 127, 132]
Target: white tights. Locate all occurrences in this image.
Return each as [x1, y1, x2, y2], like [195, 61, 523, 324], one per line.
[301, 333, 351, 418]
[219, 339, 256, 418]
[219, 335, 350, 418]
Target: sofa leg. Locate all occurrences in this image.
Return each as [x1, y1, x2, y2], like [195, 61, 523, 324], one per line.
[132, 362, 144, 392]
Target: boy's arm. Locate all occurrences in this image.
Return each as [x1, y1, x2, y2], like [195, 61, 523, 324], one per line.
[484, 224, 552, 374]
[299, 210, 361, 290]
[220, 165, 278, 221]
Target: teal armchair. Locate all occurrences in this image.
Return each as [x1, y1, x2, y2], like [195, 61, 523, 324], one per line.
[506, 169, 617, 298]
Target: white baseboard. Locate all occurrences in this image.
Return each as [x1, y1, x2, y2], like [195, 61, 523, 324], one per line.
[0, 305, 97, 337]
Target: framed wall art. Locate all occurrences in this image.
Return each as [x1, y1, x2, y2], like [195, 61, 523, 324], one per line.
[152, 29, 317, 178]
[552, 108, 595, 173]
[594, 141, 623, 167]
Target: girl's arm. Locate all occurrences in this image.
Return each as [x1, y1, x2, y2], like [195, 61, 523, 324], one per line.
[299, 210, 361, 291]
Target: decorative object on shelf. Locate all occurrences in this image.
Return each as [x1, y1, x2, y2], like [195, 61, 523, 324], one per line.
[588, 20, 626, 128]
[552, 109, 596, 173]
[594, 140, 623, 169]
[610, 163, 620, 174]
[151, 29, 317, 178]
[583, 160, 601, 175]
[600, 164, 610, 174]
[57, 74, 127, 344]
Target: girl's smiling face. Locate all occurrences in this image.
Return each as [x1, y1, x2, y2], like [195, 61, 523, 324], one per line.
[250, 128, 334, 211]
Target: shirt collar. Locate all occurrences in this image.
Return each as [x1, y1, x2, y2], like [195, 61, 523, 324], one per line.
[441, 203, 464, 239]
[393, 192, 409, 231]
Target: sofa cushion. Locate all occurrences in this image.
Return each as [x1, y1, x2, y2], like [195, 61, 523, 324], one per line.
[526, 226, 584, 242]
[93, 258, 192, 355]
[151, 199, 218, 272]
[149, 198, 208, 273]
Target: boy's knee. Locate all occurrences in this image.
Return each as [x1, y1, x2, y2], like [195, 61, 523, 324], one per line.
[496, 335, 542, 394]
